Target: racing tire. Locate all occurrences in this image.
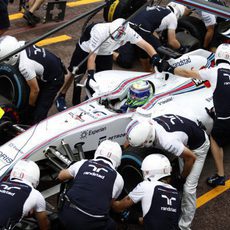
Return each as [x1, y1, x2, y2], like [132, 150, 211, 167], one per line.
[177, 16, 207, 47]
[119, 147, 158, 194]
[0, 64, 29, 109]
[103, 0, 147, 22]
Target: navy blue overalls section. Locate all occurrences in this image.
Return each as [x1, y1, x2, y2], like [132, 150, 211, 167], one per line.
[0, 181, 32, 227]
[144, 185, 180, 230]
[25, 45, 64, 83]
[153, 114, 206, 149]
[213, 68, 230, 118]
[131, 6, 171, 32]
[67, 159, 117, 215]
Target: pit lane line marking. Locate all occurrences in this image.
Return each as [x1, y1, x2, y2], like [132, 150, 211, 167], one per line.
[9, 0, 103, 21]
[197, 179, 230, 208]
[35, 35, 72, 46]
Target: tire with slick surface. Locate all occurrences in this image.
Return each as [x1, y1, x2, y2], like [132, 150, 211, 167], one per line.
[177, 16, 207, 47]
[103, 0, 146, 22]
[119, 147, 157, 194]
[0, 64, 29, 109]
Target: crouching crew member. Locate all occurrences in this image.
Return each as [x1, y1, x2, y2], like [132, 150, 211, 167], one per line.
[0, 160, 50, 230]
[58, 140, 124, 230]
[112, 154, 181, 230]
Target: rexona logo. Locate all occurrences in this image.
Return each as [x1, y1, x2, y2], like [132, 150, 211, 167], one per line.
[172, 57, 191, 67]
[0, 151, 13, 164]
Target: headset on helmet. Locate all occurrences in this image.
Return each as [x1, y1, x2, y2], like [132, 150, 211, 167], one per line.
[109, 18, 129, 41]
[215, 43, 230, 65]
[141, 154, 172, 181]
[94, 140, 122, 168]
[10, 159, 40, 188]
[0, 36, 21, 66]
[125, 120, 155, 147]
[126, 80, 153, 109]
[167, 2, 186, 19]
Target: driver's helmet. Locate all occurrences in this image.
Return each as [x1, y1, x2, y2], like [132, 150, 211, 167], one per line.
[126, 80, 153, 109]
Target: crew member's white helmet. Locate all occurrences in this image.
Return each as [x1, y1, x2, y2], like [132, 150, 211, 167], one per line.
[10, 159, 40, 188]
[0, 36, 21, 66]
[141, 154, 172, 181]
[94, 140, 122, 168]
[125, 120, 155, 147]
[167, 2, 186, 19]
[109, 18, 130, 41]
[215, 43, 230, 64]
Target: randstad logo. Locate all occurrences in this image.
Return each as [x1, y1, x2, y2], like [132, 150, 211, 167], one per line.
[172, 57, 191, 67]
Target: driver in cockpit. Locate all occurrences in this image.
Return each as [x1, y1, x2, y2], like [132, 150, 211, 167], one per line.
[111, 79, 154, 113]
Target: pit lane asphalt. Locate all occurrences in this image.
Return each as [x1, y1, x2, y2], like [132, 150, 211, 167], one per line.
[5, 1, 230, 229]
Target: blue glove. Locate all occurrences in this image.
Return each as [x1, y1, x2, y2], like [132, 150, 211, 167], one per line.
[151, 54, 161, 68]
[157, 60, 175, 74]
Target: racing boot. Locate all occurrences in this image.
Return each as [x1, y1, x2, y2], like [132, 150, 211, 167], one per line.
[207, 174, 226, 187]
[55, 94, 68, 112]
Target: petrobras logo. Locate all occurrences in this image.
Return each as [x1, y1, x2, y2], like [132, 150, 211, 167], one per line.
[0, 151, 13, 164]
[172, 57, 191, 68]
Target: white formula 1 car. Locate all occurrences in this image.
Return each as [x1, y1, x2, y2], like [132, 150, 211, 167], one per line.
[0, 48, 215, 196]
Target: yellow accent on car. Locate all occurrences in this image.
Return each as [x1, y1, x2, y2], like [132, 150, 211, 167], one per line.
[0, 108, 5, 119]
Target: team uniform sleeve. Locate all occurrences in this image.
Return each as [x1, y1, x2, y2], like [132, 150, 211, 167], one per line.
[18, 50, 37, 81]
[155, 124, 184, 157]
[128, 182, 145, 204]
[200, 11, 216, 27]
[34, 191, 46, 213]
[67, 160, 87, 177]
[112, 173, 124, 199]
[126, 27, 142, 44]
[198, 67, 217, 88]
[88, 27, 103, 54]
[161, 13, 177, 30]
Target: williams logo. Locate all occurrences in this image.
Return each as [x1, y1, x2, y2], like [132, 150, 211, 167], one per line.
[173, 57, 191, 67]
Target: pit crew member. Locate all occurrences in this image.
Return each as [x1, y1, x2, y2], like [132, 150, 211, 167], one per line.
[0, 159, 50, 230]
[125, 114, 210, 230]
[55, 18, 161, 111]
[112, 154, 181, 230]
[113, 2, 190, 71]
[0, 35, 66, 125]
[158, 43, 230, 187]
[58, 140, 124, 230]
